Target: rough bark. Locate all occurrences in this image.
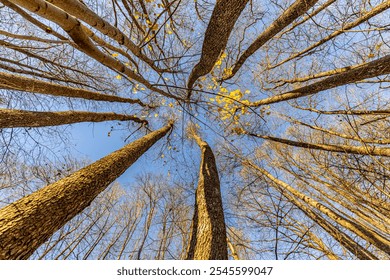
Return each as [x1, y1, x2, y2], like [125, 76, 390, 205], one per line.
[186, 0, 249, 94]
[250, 54, 390, 106]
[0, 109, 147, 128]
[7, 0, 179, 100]
[0, 72, 145, 105]
[0, 122, 173, 259]
[186, 132, 228, 259]
[45, 0, 167, 73]
[248, 132, 390, 157]
[226, 0, 319, 80]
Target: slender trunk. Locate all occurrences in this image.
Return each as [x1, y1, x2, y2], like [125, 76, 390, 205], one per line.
[0, 122, 173, 259]
[0, 109, 147, 128]
[269, 1, 390, 69]
[227, 0, 319, 80]
[251, 54, 390, 106]
[186, 132, 228, 260]
[248, 132, 390, 157]
[45, 0, 165, 73]
[8, 0, 178, 100]
[0, 71, 145, 105]
[244, 160, 390, 257]
[227, 237, 240, 260]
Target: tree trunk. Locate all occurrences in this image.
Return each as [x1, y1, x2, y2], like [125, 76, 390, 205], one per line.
[251, 54, 390, 106]
[0, 71, 145, 105]
[0, 122, 173, 259]
[227, 0, 319, 80]
[186, 132, 228, 260]
[186, 0, 249, 94]
[244, 160, 390, 257]
[8, 0, 179, 101]
[0, 109, 147, 128]
[248, 132, 390, 157]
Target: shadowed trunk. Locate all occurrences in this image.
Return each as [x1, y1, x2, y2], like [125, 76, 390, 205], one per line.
[0, 109, 147, 128]
[186, 132, 228, 260]
[0, 122, 173, 259]
[186, 0, 249, 96]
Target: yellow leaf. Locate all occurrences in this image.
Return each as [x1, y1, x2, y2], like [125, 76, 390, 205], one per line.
[154, 113, 159, 117]
[220, 87, 228, 93]
[115, 75, 122, 80]
[112, 53, 119, 57]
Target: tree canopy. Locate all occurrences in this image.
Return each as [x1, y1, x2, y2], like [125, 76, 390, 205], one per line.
[0, 0, 389, 259]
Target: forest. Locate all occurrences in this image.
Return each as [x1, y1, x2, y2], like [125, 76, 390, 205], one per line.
[0, 0, 389, 260]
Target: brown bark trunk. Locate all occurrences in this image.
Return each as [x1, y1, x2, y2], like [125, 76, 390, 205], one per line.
[251, 54, 390, 106]
[187, 0, 249, 94]
[0, 72, 145, 105]
[8, 0, 179, 101]
[0, 108, 147, 128]
[248, 132, 390, 157]
[186, 132, 228, 259]
[0, 122, 173, 259]
[227, 0, 319, 80]
[45, 0, 166, 73]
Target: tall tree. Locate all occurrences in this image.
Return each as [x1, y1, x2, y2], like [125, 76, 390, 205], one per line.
[0, 122, 173, 259]
[186, 128, 228, 260]
[0, 109, 147, 128]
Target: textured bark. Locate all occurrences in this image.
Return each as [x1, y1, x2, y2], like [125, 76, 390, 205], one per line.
[250, 54, 390, 106]
[0, 72, 145, 105]
[186, 0, 249, 94]
[245, 161, 390, 256]
[248, 132, 390, 157]
[186, 132, 228, 260]
[297, 107, 390, 116]
[8, 0, 179, 100]
[0, 109, 147, 128]
[45, 0, 166, 73]
[0, 122, 173, 259]
[226, 0, 319, 80]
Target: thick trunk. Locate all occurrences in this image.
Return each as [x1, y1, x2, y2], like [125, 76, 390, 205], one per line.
[0, 109, 147, 128]
[0, 122, 173, 259]
[186, 133, 228, 260]
[187, 0, 249, 93]
[0, 72, 145, 105]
